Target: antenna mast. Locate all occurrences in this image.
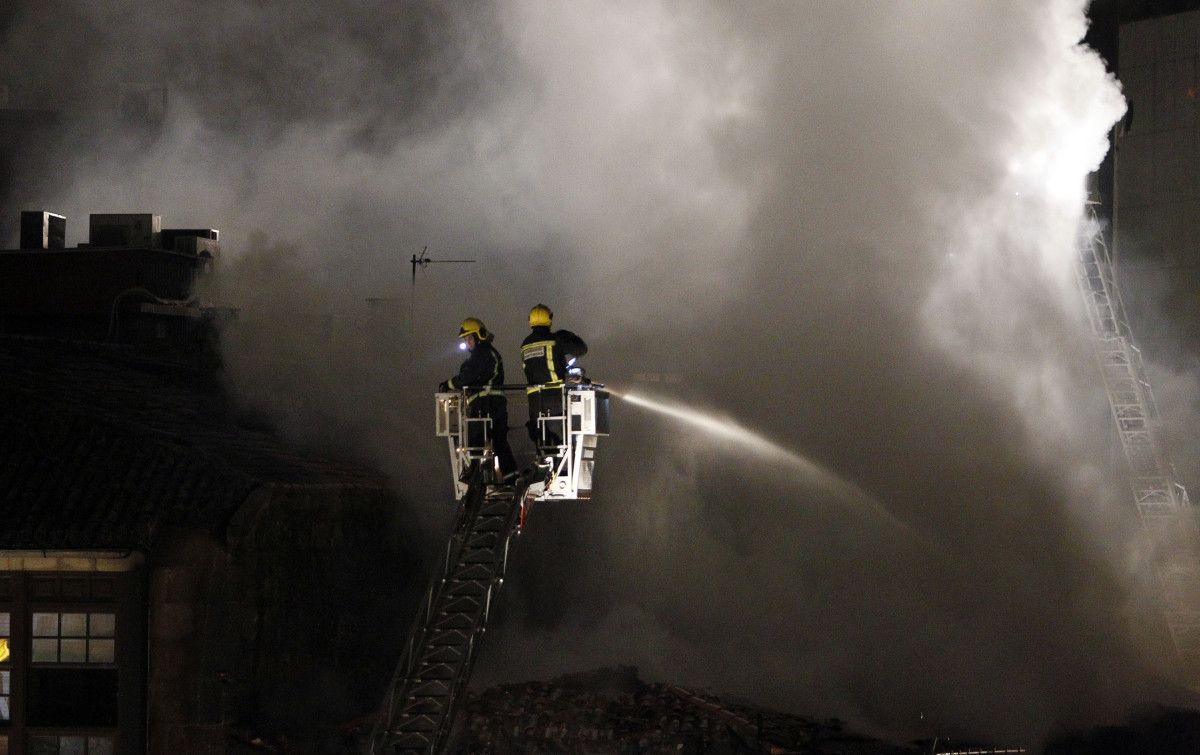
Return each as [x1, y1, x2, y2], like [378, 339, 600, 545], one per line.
[411, 246, 475, 289]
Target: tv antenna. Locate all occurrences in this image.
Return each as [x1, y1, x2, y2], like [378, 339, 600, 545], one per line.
[411, 246, 475, 288]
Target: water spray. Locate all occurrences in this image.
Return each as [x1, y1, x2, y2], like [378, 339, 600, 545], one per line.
[608, 386, 921, 536]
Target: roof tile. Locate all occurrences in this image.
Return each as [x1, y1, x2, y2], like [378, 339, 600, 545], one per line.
[0, 337, 388, 549]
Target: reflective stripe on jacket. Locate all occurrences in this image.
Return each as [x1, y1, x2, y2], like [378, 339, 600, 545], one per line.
[521, 326, 587, 394]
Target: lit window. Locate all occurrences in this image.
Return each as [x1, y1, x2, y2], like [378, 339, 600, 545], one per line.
[31, 613, 116, 664]
[0, 612, 8, 724]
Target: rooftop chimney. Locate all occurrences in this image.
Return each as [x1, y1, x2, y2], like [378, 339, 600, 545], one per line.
[20, 211, 66, 250]
[88, 214, 161, 248]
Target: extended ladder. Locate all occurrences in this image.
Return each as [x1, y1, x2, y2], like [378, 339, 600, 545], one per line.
[370, 384, 609, 753]
[1078, 204, 1200, 682]
[369, 475, 529, 754]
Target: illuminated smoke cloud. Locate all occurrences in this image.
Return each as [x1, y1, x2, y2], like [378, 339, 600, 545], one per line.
[0, 0, 1166, 746]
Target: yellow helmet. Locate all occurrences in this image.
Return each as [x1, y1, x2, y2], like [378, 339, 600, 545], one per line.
[458, 317, 487, 340]
[529, 303, 553, 327]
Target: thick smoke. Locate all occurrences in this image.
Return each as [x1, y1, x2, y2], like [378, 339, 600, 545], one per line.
[1, 0, 1183, 745]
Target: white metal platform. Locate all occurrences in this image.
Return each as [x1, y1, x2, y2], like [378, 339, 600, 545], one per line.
[435, 384, 610, 502]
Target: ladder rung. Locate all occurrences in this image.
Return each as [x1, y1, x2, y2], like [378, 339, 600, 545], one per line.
[394, 714, 441, 733]
[472, 519, 506, 534]
[441, 596, 484, 614]
[450, 564, 496, 581]
[410, 679, 451, 697]
[414, 662, 457, 680]
[466, 531, 500, 548]
[461, 548, 498, 564]
[445, 580, 489, 596]
[431, 613, 477, 631]
[400, 697, 448, 717]
[428, 629, 471, 646]
[420, 645, 466, 665]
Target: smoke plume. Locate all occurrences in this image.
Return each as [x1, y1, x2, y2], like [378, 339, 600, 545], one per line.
[2, 0, 1184, 745]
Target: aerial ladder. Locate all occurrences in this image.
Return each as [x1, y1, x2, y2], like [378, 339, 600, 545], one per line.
[1077, 203, 1200, 684]
[369, 381, 610, 754]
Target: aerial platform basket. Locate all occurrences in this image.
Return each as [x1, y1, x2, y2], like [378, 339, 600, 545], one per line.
[435, 384, 610, 502]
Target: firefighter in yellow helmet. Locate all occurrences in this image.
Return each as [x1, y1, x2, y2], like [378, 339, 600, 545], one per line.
[520, 304, 588, 455]
[439, 317, 516, 477]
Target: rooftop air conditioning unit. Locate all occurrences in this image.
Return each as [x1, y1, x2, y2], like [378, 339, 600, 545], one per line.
[161, 229, 220, 259]
[88, 213, 161, 248]
[171, 236, 221, 259]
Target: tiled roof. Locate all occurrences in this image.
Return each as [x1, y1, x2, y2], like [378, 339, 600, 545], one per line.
[0, 337, 387, 549]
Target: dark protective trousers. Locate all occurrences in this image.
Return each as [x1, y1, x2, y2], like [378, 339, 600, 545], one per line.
[526, 387, 566, 457]
[468, 394, 516, 476]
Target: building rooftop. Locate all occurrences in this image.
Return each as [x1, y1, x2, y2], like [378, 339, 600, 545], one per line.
[0, 336, 386, 550]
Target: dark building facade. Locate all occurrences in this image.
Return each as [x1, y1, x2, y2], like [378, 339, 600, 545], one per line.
[1082, 1, 1200, 365]
[0, 216, 419, 754]
[1110, 8, 1200, 360]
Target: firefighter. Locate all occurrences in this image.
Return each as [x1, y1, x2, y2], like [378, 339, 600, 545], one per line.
[439, 317, 516, 478]
[520, 304, 587, 456]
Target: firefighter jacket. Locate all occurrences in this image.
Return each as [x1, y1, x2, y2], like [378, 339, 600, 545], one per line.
[521, 326, 587, 393]
[445, 339, 505, 402]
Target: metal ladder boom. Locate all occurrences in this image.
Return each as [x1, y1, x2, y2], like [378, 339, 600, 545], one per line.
[370, 475, 529, 754]
[1078, 206, 1200, 682]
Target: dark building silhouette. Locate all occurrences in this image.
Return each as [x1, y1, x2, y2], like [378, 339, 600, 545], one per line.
[1106, 7, 1200, 362]
[1085, 1, 1200, 364]
[0, 214, 417, 754]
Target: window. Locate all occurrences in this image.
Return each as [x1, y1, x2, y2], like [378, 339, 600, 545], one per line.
[27, 612, 119, 729]
[0, 613, 10, 754]
[31, 613, 115, 664]
[0, 612, 9, 724]
[27, 668, 117, 727]
[0, 568, 139, 752]
[28, 736, 113, 755]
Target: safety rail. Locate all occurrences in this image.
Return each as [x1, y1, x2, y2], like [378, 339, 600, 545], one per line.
[436, 384, 610, 502]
